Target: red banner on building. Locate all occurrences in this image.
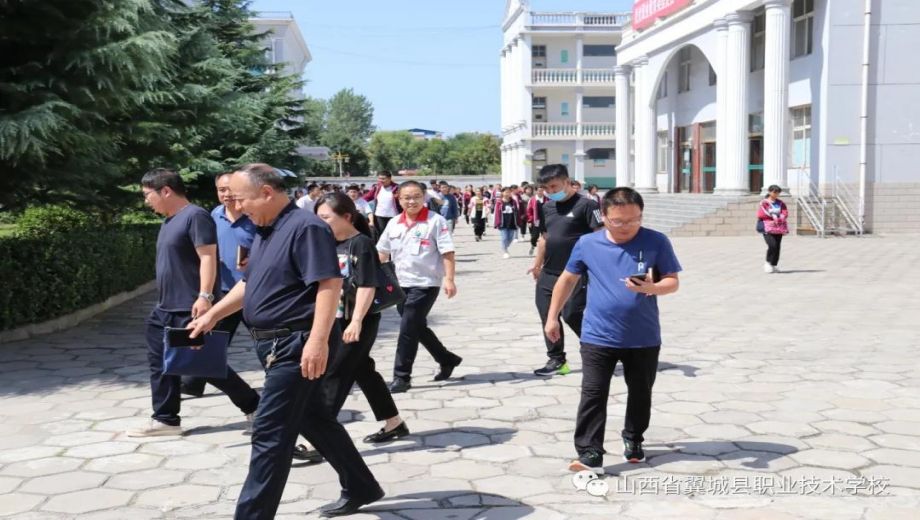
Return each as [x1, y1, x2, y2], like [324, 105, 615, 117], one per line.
[632, 0, 692, 31]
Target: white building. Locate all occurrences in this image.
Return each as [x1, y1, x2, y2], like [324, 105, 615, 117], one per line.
[501, 0, 920, 234]
[250, 11, 311, 94]
[500, 1, 630, 188]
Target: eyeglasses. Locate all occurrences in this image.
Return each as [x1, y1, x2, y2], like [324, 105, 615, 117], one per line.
[142, 189, 159, 200]
[399, 196, 424, 203]
[606, 217, 642, 228]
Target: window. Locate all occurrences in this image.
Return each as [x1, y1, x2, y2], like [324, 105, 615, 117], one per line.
[587, 149, 612, 160]
[657, 71, 668, 99]
[582, 96, 615, 108]
[791, 105, 811, 167]
[657, 132, 669, 175]
[560, 49, 569, 63]
[708, 64, 717, 86]
[561, 153, 570, 166]
[751, 13, 766, 71]
[792, 0, 814, 58]
[584, 45, 616, 57]
[532, 45, 546, 58]
[678, 47, 691, 93]
[561, 102, 570, 116]
[532, 96, 547, 108]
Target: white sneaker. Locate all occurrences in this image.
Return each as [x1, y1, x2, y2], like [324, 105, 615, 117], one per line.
[243, 413, 255, 436]
[772, 265, 780, 273]
[503, 252, 511, 259]
[126, 420, 182, 438]
[763, 262, 774, 273]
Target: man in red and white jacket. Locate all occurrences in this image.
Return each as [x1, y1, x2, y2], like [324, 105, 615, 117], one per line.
[363, 170, 402, 237]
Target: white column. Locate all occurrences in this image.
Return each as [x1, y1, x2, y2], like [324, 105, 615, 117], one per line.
[633, 57, 658, 193]
[520, 35, 533, 131]
[763, 0, 792, 192]
[523, 143, 533, 183]
[615, 65, 632, 187]
[574, 140, 586, 182]
[714, 19, 729, 189]
[576, 35, 584, 83]
[576, 89, 583, 136]
[715, 13, 753, 194]
[501, 147, 508, 185]
[500, 49, 508, 131]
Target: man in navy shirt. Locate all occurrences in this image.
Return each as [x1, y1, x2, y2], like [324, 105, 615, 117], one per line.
[189, 164, 381, 519]
[127, 169, 260, 438]
[545, 187, 681, 474]
[181, 172, 259, 400]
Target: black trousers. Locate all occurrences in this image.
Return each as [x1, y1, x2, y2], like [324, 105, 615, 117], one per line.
[574, 344, 660, 455]
[472, 217, 486, 238]
[182, 309, 249, 395]
[529, 224, 540, 247]
[236, 326, 380, 520]
[373, 216, 392, 238]
[325, 313, 399, 421]
[145, 308, 259, 426]
[394, 287, 461, 380]
[519, 220, 528, 239]
[763, 233, 783, 266]
[534, 271, 586, 363]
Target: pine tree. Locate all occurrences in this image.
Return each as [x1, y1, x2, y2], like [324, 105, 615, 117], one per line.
[0, 0, 177, 210]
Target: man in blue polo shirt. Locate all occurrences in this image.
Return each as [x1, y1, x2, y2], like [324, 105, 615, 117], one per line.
[188, 164, 381, 519]
[545, 187, 682, 474]
[181, 172, 259, 400]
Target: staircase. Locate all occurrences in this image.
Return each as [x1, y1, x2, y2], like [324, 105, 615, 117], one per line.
[641, 194, 762, 236]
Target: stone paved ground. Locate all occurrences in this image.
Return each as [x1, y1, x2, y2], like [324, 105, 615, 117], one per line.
[1, 224, 920, 519]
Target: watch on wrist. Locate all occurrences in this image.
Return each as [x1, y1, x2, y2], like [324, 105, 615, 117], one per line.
[198, 292, 214, 303]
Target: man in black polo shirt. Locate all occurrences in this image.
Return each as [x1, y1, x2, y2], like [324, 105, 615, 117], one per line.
[128, 168, 259, 438]
[527, 164, 602, 377]
[189, 164, 382, 519]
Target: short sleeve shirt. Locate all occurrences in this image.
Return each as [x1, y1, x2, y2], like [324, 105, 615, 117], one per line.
[211, 205, 256, 294]
[155, 205, 217, 312]
[565, 228, 682, 348]
[242, 202, 342, 329]
[335, 234, 378, 319]
[539, 193, 602, 275]
[376, 208, 454, 288]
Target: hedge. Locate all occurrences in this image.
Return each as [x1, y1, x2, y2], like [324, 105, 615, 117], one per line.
[0, 222, 159, 331]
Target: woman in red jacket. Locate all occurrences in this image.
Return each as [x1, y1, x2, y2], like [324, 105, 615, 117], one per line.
[757, 185, 789, 273]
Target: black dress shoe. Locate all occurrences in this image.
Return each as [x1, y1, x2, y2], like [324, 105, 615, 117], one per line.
[432, 356, 462, 381]
[388, 378, 411, 394]
[292, 444, 324, 464]
[363, 422, 410, 444]
[319, 488, 385, 517]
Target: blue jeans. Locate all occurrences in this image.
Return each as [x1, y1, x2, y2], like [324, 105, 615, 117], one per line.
[235, 326, 381, 519]
[499, 228, 516, 251]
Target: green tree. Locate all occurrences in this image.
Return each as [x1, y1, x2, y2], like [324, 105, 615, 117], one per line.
[419, 138, 452, 175]
[322, 88, 374, 176]
[447, 133, 501, 175]
[368, 131, 416, 173]
[0, 0, 177, 210]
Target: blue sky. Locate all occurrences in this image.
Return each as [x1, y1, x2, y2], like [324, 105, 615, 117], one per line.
[251, 0, 634, 136]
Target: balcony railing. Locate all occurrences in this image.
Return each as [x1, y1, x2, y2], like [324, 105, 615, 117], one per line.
[529, 12, 630, 28]
[532, 122, 616, 138]
[532, 68, 617, 85]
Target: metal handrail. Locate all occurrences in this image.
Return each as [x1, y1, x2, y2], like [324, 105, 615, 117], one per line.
[833, 176, 863, 235]
[795, 173, 827, 237]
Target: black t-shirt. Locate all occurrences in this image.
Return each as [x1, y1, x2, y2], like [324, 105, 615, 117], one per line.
[539, 193, 602, 275]
[155, 205, 218, 312]
[499, 200, 518, 229]
[242, 202, 342, 329]
[336, 233, 379, 318]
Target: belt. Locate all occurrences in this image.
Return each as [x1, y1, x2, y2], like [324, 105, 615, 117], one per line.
[250, 320, 313, 341]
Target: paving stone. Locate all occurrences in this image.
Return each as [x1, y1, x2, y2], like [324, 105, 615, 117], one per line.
[84, 453, 163, 473]
[19, 470, 108, 494]
[0, 457, 83, 478]
[105, 469, 187, 490]
[134, 484, 221, 510]
[42, 488, 134, 514]
[0, 493, 45, 517]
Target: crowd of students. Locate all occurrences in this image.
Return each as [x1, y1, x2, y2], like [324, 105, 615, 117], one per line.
[134, 164, 682, 518]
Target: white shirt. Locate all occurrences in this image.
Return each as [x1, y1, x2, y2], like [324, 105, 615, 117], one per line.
[295, 194, 314, 211]
[374, 186, 398, 217]
[376, 208, 455, 287]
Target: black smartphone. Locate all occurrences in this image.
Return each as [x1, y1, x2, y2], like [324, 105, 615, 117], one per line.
[165, 327, 204, 348]
[628, 273, 649, 284]
[236, 245, 250, 269]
